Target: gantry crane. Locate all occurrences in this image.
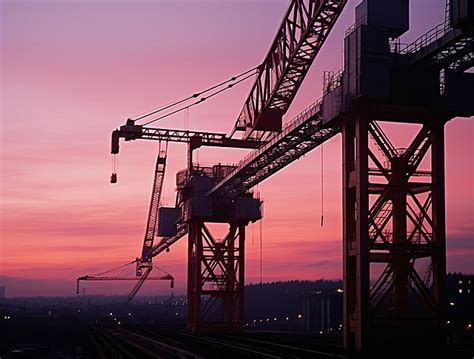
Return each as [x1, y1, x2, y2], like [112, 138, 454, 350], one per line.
[88, 0, 473, 353]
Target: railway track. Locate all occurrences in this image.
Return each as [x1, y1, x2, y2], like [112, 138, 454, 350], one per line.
[90, 325, 346, 358]
[213, 332, 345, 359]
[89, 325, 141, 358]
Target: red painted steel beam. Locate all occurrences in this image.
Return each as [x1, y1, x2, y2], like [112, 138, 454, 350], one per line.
[233, 0, 347, 139]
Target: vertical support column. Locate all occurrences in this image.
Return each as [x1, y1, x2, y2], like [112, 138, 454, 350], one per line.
[188, 138, 202, 171]
[343, 117, 449, 352]
[390, 155, 410, 317]
[342, 116, 370, 352]
[187, 221, 246, 332]
[187, 221, 202, 332]
[430, 121, 447, 341]
[227, 225, 236, 323]
[238, 224, 245, 330]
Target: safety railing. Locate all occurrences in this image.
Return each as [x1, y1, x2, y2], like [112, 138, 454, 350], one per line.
[395, 20, 451, 54]
[345, 14, 368, 37]
[323, 69, 343, 94]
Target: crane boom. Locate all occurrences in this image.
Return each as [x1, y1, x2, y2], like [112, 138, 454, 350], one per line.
[149, 223, 188, 258]
[128, 267, 152, 303]
[233, 0, 347, 139]
[130, 143, 170, 302]
[139, 142, 167, 269]
[210, 98, 338, 199]
[111, 121, 262, 155]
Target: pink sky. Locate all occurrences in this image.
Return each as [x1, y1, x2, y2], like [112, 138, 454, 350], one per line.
[1, 0, 473, 297]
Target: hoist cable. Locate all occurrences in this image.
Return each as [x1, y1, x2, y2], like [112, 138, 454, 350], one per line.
[259, 219, 263, 289]
[130, 66, 259, 122]
[321, 143, 324, 227]
[141, 71, 257, 127]
[93, 260, 137, 277]
[154, 265, 171, 276]
[252, 222, 255, 246]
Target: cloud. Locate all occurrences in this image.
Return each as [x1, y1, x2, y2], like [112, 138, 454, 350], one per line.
[447, 233, 474, 250]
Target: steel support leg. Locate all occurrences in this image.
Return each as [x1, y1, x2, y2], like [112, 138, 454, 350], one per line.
[343, 117, 447, 352]
[187, 221, 245, 332]
[431, 121, 447, 340]
[343, 116, 370, 352]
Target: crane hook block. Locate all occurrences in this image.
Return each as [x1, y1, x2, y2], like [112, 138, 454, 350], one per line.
[110, 173, 117, 184]
[170, 279, 174, 289]
[111, 130, 120, 154]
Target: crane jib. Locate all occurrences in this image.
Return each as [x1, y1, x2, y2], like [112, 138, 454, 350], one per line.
[234, 0, 348, 139]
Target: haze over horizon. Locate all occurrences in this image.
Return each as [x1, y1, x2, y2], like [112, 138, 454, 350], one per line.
[1, 0, 473, 297]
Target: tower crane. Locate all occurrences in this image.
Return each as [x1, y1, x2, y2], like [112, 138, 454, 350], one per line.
[78, 122, 262, 300]
[107, 0, 348, 331]
[77, 142, 172, 301]
[78, 65, 265, 301]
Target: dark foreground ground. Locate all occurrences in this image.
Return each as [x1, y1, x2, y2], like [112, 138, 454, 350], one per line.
[2, 318, 473, 359]
[2, 277, 473, 357]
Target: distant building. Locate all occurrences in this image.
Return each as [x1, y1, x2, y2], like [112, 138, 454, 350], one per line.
[447, 273, 474, 322]
[0, 285, 5, 299]
[448, 272, 474, 296]
[300, 288, 343, 333]
[299, 274, 474, 336]
[446, 273, 474, 346]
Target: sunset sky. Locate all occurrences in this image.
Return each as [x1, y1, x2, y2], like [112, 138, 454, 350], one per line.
[1, 0, 473, 297]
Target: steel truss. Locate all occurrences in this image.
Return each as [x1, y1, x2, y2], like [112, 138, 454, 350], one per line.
[400, 19, 474, 71]
[234, 0, 347, 138]
[448, 50, 474, 71]
[342, 117, 447, 351]
[187, 222, 245, 332]
[210, 99, 338, 199]
[136, 142, 168, 275]
[149, 223, 188, 258]
[112, 122, 261, 155]
[432, 35, 474, 70]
